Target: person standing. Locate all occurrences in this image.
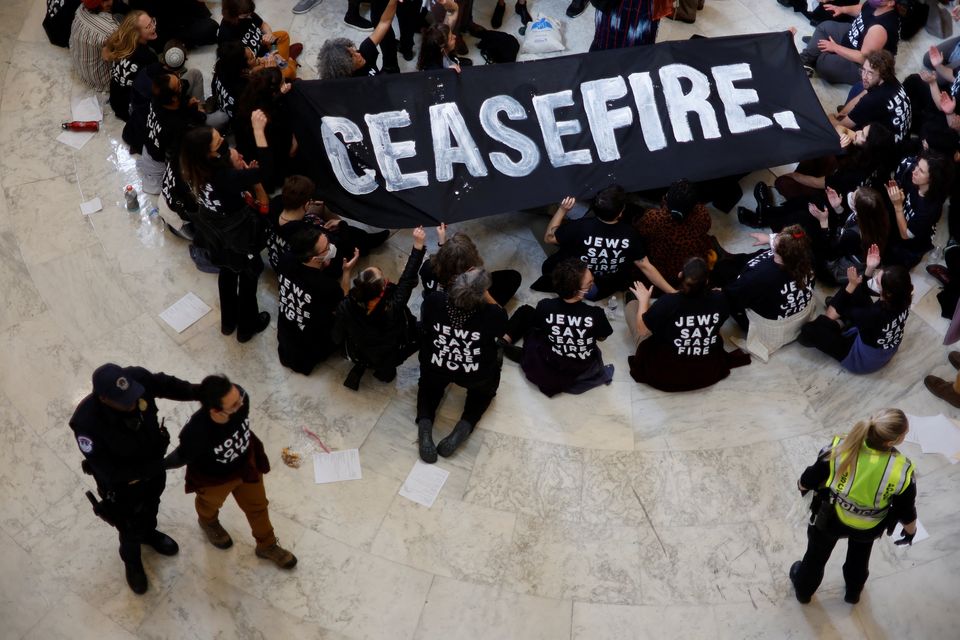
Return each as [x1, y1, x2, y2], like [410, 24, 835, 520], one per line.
[69, 363, 202, 594]
[163, 375, 297, 569]
[589, 0, 673, 51]
[790, 408, 918, 604]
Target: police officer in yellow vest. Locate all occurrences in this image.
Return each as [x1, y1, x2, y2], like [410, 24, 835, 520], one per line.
[790, 408, 918, 604]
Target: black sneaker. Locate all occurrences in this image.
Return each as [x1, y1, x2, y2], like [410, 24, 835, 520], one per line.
[737, 206, 763, 229]
[344, 12, 374, 31]
[125, 561, 148, 595]
[147, 530, 179, 556]
[343, 364, 365, 390]
[437, 419, 473, 457]
[418, 418, 437, 463]
[237, 311, 270, 343]
[566, 0, 588, 18]
[789, 561, 811, 604]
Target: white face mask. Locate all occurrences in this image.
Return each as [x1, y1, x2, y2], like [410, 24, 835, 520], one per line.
[867, 273, 882, 294]
[847, 191, 857, 213]
[322, 242, 337, 262]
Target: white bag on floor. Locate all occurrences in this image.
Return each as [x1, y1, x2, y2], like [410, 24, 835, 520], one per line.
[520, 14, 565, 54]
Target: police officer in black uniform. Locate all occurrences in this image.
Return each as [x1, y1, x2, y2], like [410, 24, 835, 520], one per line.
[69, 363, 201, 594]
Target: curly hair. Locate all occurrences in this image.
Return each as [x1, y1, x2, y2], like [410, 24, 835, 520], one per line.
[430, 233, 484, 290]
[317, 38, 358, 80]
[552, 258, 588, 299]
[864, 49, 896, 85]
[774, 225, 814, 291]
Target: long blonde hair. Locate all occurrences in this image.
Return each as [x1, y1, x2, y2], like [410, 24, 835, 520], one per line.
[831, 408, 909, 477]
[104, 10, 147, 61]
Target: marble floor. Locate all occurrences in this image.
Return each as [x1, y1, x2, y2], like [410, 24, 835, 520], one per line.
[1, 0, 959, 638]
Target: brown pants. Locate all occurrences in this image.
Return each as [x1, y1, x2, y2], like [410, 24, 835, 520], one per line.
[195, 475, 276, 550]
[271, 31, 298, 81]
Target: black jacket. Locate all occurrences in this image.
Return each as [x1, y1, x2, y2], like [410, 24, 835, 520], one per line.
[332, 246, 425, 368]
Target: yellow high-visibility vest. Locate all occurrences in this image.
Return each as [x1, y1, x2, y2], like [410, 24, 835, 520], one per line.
[824, 435, 914, 530]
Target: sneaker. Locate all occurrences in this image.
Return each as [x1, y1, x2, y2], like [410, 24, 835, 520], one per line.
[566, 0, 588, 18]
[789, 561, 811, 604]
[344, 13, 374, 31]
[925, 375, 960, 408]
[417, 418, 437, 463]
[437, 419, 473, 457]
[491, 2, 505, 28]
[289, 43, 304, 60]
[256, 542, 298, 569]
[198, 518, 234, 549]
[343, 363, 365, 390]
[293, 0, 323, 13]
[147, 530, 179, 556]
[948, 350, 960, 370]
[237, 311, 270, 343]
[125, 560, 148, 595]
[515, 1, 532, 25]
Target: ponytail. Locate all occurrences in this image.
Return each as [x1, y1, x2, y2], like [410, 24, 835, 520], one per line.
[831, 408, 909, 477]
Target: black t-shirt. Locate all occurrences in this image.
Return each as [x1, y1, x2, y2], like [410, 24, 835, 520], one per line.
[534, 297, 612, 361]
[848, 82, 912, 143]
[352, 37, 380, 77]
[419, 258, 443, 296]
[145, 100, 205, 162]
[642, 291, 730, 358]
[419, 291, 507, 381]
[843, 4, 899, 55]
[212, 73, 247, 122]
[892, 156, 944, 255]
[177, 388, 254, 479]
[554, 217, 645, 276]
[834, 284, 909, 350]
[198, 158, 264, 216]
[110, 44, 157, 116]
[276, 253, 343, 346]
[44, 0, 81, 47]
[218, 13, 266, 55]
[724, 250, 814, 320]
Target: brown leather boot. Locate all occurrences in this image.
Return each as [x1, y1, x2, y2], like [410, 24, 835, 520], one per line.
[925, 375, 960, 408]
[198, 518, 233, 549]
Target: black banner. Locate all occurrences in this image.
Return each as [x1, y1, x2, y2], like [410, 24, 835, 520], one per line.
[287, 32, 839, 228]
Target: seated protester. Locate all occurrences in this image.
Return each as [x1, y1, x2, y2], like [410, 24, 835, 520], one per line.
[780, 0, 857, 27]
[317, 0, 399, 79]
[799, 0, 900, 85]
[417, 23, 465, 73]
[798, 258, 912, 374]
[535, 187, 676, 299]
[627, 257, 751, 392]
[419, 227, 521, 306]
[127, 0, 217, 50]
[833, 50, 911, 144]
[276, 227, 359, 375]
[179, 113, 274, 343]
[266, 175, 390, 271]
[141, 73, 207, 197]
[44, 0, 82, 48]
[632, 179, 713, 291]
[104, 10, 158, 120]
[903, 45, 960, 142]
[69, 0, 122, 91]
[885, 151, 952, 268]
[417, 268, 507, 463]
[808, 185, 890, 285]
[764, 123, 896, 206]
[219, 0, 301, 81]
[234, 68, 295, 191]
[721, 225, 815, 331]
[502, 258, 614, 397]
[333, 227, 427, 390]
[212, 41, 259, 125]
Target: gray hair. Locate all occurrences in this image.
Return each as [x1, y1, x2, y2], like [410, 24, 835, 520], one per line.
[317, 38, 357, 80]
[448, 268, 491, 312]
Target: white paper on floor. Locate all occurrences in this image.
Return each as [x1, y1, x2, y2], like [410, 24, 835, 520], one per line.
[888, 519, 930, 545]
[71, 95, 103, 122]
[56, 129, 95, 150]
[79, 197, 102, 215]
[910, 272, 935, 309]
[158, 292, 211, 333]
[906, 413, 960, 463]
[398, 459, 449, 508]
[312, 449, 362, 484]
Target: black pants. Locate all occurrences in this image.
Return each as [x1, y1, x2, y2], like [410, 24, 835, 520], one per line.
[794, 524, 876, 600]
[416, 368, 501, 426]
[799, 315, 854, 361]
[505, 304, 536, 343]
[369, 0, 399, 70]
[218, 258, 264, 334]
[108, 473, 166, 564]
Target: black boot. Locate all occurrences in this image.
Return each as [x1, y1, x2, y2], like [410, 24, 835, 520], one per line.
[515, 1, 532, 25]
[237, 312, 270, 343]
[418, 418, 437, 463]
[437, 419, 473, 457]
[125, 560, 148, 595]
[789, 561, 811, 604]
[343, 363, 366, 390]
[737, 206, 763, 229]
[147, 530, 179, 556]
[491, 1, 505, 28]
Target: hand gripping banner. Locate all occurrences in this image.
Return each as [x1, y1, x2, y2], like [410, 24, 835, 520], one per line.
[286, 32, 839, 227]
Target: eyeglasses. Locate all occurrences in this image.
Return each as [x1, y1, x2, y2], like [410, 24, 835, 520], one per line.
[859, 66, 877, 76]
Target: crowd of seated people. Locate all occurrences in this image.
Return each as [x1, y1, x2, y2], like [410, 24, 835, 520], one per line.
[40, 0, 960, 456]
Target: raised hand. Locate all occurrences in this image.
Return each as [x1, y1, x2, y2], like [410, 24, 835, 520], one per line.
[413, 225, 426, 250]
[826, 186, 842, 211]
[865, 243, 881, 271]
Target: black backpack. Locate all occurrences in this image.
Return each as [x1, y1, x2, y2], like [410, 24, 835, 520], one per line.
[477, 31, 520, 64]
